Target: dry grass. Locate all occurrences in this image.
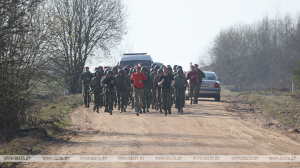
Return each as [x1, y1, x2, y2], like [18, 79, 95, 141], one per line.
[0, 94, 83, 167]
[236, 91, 300, 127]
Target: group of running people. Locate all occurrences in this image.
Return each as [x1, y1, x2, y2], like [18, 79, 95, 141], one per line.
[80, 63, 205, 116]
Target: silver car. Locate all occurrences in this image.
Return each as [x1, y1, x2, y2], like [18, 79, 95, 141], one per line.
[185, 71, 221, 101]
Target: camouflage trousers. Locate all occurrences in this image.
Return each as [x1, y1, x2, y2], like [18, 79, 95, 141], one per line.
[93, 91, 103, 108]
[161, 88, 172, 111]
[117, 89, 127, 109]
[151, 86, 156, 106]
[195, 82, 202, 100]
[176, 89, 185, 108]
[82, 86, 90, 105]
[133, 87, 144, 112]
[105, 92, 115, 111]
[189, 82, 198, 100]
[143, 88, 151, 109]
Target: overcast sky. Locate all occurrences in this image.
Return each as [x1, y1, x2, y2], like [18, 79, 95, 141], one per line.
[88, 0, 300, 71]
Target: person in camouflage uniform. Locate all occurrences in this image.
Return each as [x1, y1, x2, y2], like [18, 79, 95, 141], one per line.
[151, 65, 160, 109]
[174, 69, 188, 113]
[173, 65, 178, 76]
[154, 68, 163, 113]
[194, 64, 205, 104]
[115, 69, 130, 113]
[81, 66, 94, 108]
[142, 67, 153, 113]
[123, 67, 131, 112]
[102, 70, 118, 115]
[158, 67, 174, 116]
[90, 70, 103, 113]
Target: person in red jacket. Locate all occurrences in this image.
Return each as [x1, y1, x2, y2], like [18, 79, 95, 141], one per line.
[186, 65, 199, 104]
[131, 66, 147, 116]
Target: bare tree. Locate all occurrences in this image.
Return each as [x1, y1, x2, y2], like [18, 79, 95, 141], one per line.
[204, 14, 300, 91]
[0, 0, 48, 141]
[46, 0, 127, 93]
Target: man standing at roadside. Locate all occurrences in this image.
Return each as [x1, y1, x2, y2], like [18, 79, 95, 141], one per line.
[81, 66, 93, 108]
[186, 65, 199, 105]
[158, 67, 174, 116]
[194, 64, 205, 104]
[131, 66, 147, 116]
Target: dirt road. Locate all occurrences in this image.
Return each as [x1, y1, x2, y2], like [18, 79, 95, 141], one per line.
[21, 99, 300, 167]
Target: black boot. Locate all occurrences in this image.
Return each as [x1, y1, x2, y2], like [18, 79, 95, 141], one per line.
[165, 110, 167, 116]
[178, 107, 180, 113]
[181, 108, 183, 113]
[124, 107, 126, 113]
[152, 105, 154, 109]
[168, 109, 171, 114]
[96, 107, 99, 113]
[110, 109, 112, 115]
[190, 99, 193, 105]
[118, 105, 120, 111]
[104, 106, 108, 112]
[160, 108, 162, 113]
[143, 108, 146, 113]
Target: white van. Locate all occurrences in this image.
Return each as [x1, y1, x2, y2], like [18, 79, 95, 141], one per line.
[117, 53, 153, 68]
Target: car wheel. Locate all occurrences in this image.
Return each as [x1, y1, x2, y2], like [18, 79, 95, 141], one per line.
[215, 94, 220, 101]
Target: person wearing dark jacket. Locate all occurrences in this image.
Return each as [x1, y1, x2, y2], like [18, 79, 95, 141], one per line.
[194, 64, 205, 104]
[102, 70, 118, 115]
[186, 65, 199, 105]
[158, 67, 174, 116]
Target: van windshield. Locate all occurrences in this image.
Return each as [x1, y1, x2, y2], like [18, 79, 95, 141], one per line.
[120, 60, 152, 68]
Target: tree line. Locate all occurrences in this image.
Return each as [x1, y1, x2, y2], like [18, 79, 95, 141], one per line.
[0, 0, 127, 141]
[202, 14, 300, 91]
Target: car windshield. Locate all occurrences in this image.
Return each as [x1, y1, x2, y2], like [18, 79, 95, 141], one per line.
[203, 73, 216, 80]
[120, 60, 151, 68]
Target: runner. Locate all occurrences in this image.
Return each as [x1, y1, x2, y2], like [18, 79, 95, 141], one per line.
[158, 67, 174, 116]
[174, 69, 188, 113]
[186, 65, 199, 104]
[80, 66, 93, 108]
[131, 66, 147, 116]
[142, 67, 153, 113]
[102, 70, 118, 115]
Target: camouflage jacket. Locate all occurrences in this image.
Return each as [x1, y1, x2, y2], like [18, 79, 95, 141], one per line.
[196, 69, 206, 83]
[102, 76, 118, 92]
[144, 73, 153, 89]
[174, 75, 188, 90]
[153, 74, 161, 87]
[81, 71, 94, 87]
[90, 76, 102, 92]
[150, 71, 157, 80]
[115, 75, 130, 90]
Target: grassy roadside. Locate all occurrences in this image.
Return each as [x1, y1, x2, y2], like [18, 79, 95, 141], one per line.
[0, 94, 82, 167]
[222, 88, 300, 128]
